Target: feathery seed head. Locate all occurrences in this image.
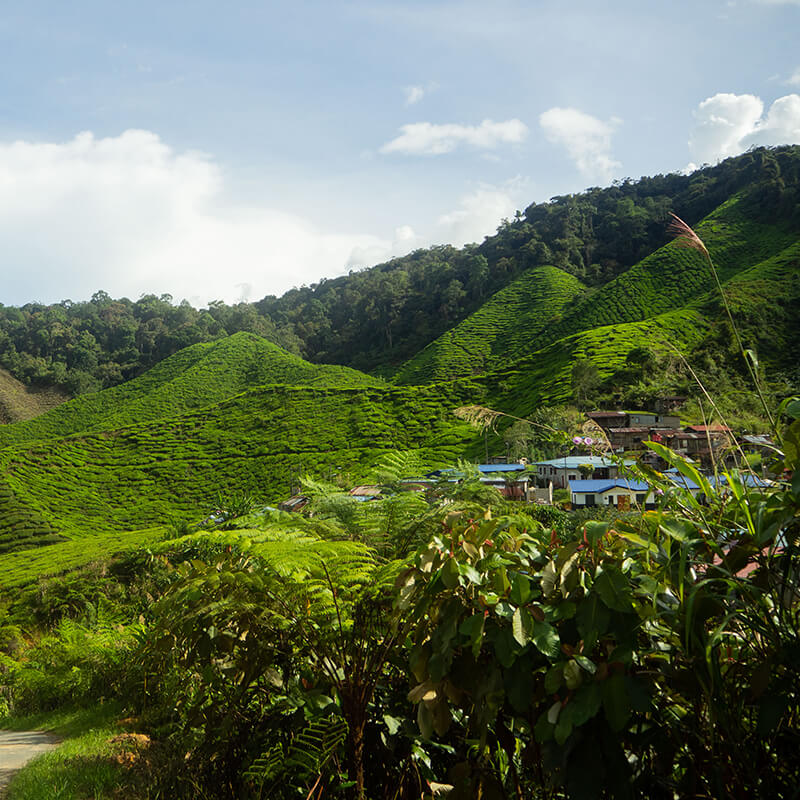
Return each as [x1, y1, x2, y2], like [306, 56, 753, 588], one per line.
[668, 213, 709, 258]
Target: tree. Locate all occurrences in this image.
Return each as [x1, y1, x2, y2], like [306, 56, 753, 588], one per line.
[571, 358, 601, 407]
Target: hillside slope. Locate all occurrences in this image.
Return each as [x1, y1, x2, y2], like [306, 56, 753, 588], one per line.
[543, 190, 799, 343]
[0, 332, 385, 447]
[481, 237, 800, 415]
[0, 368, 68, 424]
[0, 379, 483, 583]
[392, 266, 586, 384]
[392, 185, 799, 394]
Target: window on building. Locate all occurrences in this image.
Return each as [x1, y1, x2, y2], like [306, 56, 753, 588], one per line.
[606, 495, 614, 505]
[585, 494, 595, 507]
[568, 474, 576, 480]
[636, 493, 647, 504]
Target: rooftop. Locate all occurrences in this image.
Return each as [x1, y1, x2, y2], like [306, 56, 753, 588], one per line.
[535, 456, 632, 469]
[569, 478, 651, 493]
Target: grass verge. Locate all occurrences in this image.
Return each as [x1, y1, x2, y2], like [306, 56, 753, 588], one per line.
[1, 704, 150, 800]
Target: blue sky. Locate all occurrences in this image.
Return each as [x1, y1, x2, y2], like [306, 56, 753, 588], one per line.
[0, 0, 799, 306]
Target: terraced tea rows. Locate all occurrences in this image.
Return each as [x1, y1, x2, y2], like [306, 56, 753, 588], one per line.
[0, 380, 482, 583]
[0, 332, 385, 448]
[543, 193, 798, 343]
[484, 307, 711, 417]
[393, 266, 585, 385]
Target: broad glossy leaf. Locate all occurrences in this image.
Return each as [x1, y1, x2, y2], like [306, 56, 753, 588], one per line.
[459, 563, 483, 585]
[564, 659, 582, 690]
[594, 566, 634, 613]
[566, 682, 602, 728]
[574, 654, 597, 674]
[441, 557, 460, 589]
[532, 619, 560, 659]
[576, 593, 610, 649]
[584, 521, 609, 546]
[417, 701, 434, 739]
[545, 664, 563, 694]
[509, 573, 531, 606]
[512, 606, 531, 646]
[541, 560, 558, 598]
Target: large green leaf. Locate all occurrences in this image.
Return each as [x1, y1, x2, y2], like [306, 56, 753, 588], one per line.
[532, 619, 560, 659]
[594, 566, 634, 613]
[576, 593, 610, 650]
[512, 606, 531, 646]
[441, 557, 460, 589]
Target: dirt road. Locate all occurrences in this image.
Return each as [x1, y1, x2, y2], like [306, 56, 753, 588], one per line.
[0, 730, 59, 795]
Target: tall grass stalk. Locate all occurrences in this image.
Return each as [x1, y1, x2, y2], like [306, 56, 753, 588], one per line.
[669, 213, 779, 440]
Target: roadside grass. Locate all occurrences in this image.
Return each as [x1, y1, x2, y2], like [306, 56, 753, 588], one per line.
[1, 704, 150, 800]
[0, 703, 120, 738]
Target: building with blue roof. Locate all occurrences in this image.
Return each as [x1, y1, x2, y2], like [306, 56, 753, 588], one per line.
[668, 472, 770, 496]
[569, 478, 655, 509]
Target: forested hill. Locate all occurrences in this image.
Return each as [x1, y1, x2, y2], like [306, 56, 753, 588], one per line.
[0, 145, 798, 397]
[257, 145, 800, 372]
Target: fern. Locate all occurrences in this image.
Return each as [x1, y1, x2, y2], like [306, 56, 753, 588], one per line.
[244, 716, 349, 792]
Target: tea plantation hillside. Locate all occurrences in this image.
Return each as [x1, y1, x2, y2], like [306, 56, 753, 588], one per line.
[0, 331, 384, 447]
[542, 190, 800, 344]
[391, 187, 800, 394]
[487, 238, 800, 414]
[392, 266, 586, 385]
[0, 380, 482, 585]
[482, 307, 711, 414]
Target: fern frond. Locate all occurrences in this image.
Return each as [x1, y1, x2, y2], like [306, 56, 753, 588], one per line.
[244, 717, 348, 788]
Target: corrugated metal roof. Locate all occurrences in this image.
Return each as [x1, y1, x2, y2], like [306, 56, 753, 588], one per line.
[670, 473, 769, 490]
[569, 478, 650, 493]
[686, 425, 731, 433]
[349, 485, 382, 497]
[535, 456, 630, 468]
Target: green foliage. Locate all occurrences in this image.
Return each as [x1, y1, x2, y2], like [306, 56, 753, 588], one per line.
[0, 380, 482, 582]
[5, 617, 140, 714]
[0, 332, 384, 449]
[393, 266, 585, 384]
[244, 716, 349, 796]
[397, 415, 800, 797]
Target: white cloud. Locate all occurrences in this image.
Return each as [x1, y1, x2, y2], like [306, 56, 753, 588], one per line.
[688, 93, 764, 162]
[345, 180, 525, 267]
[404, 85, 425, 105]
[379, 118, 528, 156]
[538, 107, 621, 184]
[0, 130, 388, 305]
[435, 182, 522, 247]
[688, 93, 800, 163]
[787, 68, 800, 86]
[345, 225, 422, 269]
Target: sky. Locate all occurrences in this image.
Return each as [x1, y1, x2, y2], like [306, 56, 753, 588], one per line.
[1, 0, 799, 307]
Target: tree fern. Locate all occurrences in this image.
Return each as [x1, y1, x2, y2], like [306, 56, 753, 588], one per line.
[244, 716, 349, 796]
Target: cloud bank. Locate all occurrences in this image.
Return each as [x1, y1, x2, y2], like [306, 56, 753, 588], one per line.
[539, 107, 621, 183]
[689, 93, 800, 164]
[0, 129, 526, 306]
[0, 130, 388, 306]
[380, 119, 528, 156]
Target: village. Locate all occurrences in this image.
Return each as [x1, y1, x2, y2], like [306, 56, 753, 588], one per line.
[279, 402, 774, 514]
